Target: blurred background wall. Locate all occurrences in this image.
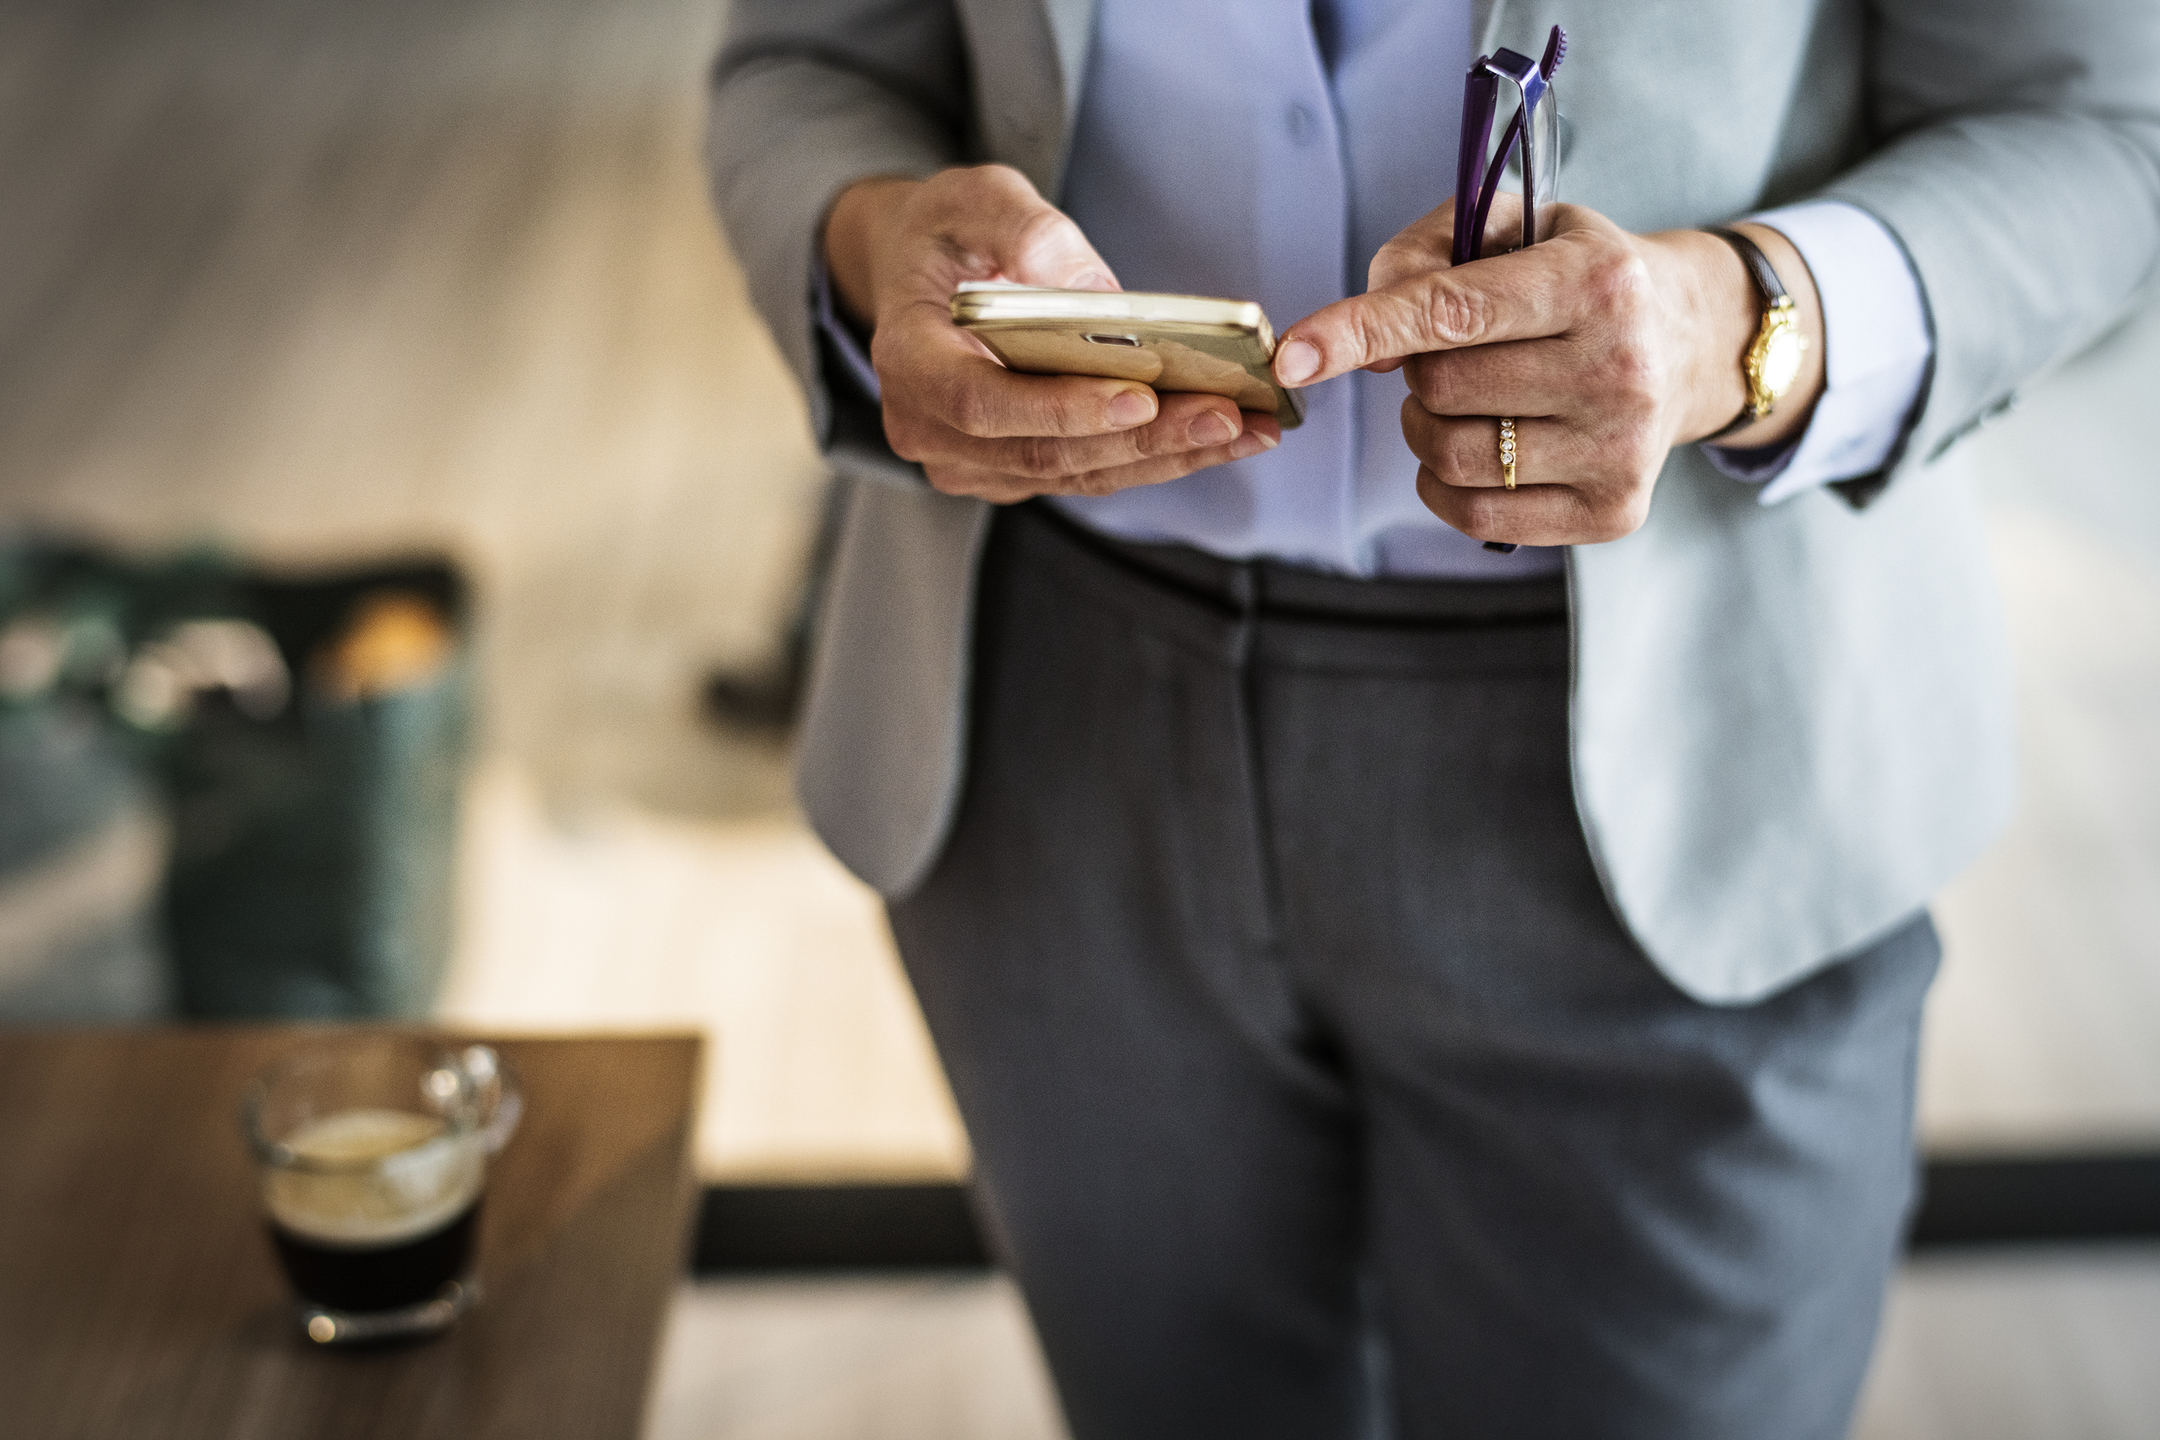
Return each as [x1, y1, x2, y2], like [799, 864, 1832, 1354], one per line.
[0, 0, 2155, 1186]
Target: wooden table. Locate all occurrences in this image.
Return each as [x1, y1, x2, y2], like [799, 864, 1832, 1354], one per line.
[0, 1027, 701, 1440]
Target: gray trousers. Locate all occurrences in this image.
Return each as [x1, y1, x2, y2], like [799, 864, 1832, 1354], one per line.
[889, 503, 1938, 1440]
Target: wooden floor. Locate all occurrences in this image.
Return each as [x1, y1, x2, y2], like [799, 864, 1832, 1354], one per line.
[1, 0, 2157, 1433]
[644, 1247, 2160, 1440]
[649, 1275, 1066, 1440]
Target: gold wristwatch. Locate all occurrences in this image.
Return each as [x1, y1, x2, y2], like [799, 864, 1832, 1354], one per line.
[1706, 227, 1806, 440]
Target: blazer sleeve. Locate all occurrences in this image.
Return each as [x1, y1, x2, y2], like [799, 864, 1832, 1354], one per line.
[1819, 0, 2160, 504]
[704, 0, 971, 473]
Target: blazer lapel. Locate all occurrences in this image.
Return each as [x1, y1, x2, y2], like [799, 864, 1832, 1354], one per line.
[965, 0, 1093, 194]
[1043, 0, 1098, 126]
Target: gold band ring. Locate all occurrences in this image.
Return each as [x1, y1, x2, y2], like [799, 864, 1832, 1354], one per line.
[1498, 417, 1518, 490]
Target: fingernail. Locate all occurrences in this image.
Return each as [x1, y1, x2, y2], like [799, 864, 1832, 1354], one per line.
[1275, 338, 1320, 386]
[1109, 390, 1155, 427]
[1070, 271, 1117, 292]
[1230, 430, 1277, 459]
[1189, 412, 1237, 446]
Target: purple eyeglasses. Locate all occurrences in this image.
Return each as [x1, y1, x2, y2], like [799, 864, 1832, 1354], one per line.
[1452, 25, 1567, 553]
[1453, 26, 1567, 264]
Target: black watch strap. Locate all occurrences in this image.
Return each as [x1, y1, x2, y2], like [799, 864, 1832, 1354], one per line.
[1710, 227, 1788, 307]
[1704, 227, 1787, 441]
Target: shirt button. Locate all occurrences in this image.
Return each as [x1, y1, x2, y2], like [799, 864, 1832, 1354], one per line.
[1286, 102, 1319, 145]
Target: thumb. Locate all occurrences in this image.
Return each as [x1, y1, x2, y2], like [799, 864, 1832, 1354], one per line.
[953, 165, 1121, 292]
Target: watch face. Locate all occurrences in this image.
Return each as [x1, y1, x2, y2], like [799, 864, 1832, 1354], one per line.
[1758, 317, 1805, 399]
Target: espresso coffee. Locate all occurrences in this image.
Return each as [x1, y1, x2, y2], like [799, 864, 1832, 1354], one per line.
[264, 1108, 485, 1313]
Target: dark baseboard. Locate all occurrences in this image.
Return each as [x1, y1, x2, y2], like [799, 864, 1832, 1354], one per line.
[694, 1182, 990, 1273]
[691, 1154, 2160, 1275]
[1908, 1153, 2160, 1250]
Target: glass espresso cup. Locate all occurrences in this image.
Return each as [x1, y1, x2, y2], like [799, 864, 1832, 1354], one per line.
[242, 1035, 521, 1344]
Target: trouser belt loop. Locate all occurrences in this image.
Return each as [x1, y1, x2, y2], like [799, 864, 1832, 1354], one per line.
[1225, 560, 1260, 668]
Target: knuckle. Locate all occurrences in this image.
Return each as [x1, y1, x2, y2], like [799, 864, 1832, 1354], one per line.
[1444, 423, 1487, 481]
[1409, 413, 1455, 474]
[1121, 421, 1169, 459]
[1457, 489, 1506, 538]
[1008, 434, 1072, 479]
[1592, 347, 1664, 412]
[882, 406, 936, 463]
[932, 163, 1012, 207]
[1601, 415, 1663, 474]
[1587, 249, 1652, 316]
[867, 327, 900, 373]
[942, 378, 998, 438]
[923, 463, 972, 497]
[1397, 401, 1439, 459]
[1047, 388, 1105, 439]
[1006, 205, 1077, 272]
[1582, 483, 1652, 543]
[1405, 354, 1462, 414]
[971, 162, 1028, 194]
[1346, 306, 1399, 368]
[1406, 414, 1461, 480]
[1422, 282, 1491, 347]
[1368, 237, 1419, 290]
[1165, 443, 1219, 478]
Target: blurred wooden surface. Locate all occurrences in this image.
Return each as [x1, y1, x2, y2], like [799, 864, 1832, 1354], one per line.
[0, 1028, 699, 1440]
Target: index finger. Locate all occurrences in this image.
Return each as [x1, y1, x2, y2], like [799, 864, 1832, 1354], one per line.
[1274, 238, 1575, 390]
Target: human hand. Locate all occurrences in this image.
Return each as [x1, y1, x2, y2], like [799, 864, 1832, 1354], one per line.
[1272, 200, 1823, 547]
[822, 165, 1281, 503]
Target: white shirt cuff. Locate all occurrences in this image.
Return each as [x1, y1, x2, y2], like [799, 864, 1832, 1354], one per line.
[1702, 200, 1933, 505]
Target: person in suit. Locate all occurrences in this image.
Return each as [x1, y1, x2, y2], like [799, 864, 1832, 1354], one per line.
[708, 2, 2159, 1435]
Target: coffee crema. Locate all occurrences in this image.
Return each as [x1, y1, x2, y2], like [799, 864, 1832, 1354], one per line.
[266, 1108, 482, 1245]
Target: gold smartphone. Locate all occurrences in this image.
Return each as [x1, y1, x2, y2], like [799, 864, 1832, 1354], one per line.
[949, 283, 1305, 429]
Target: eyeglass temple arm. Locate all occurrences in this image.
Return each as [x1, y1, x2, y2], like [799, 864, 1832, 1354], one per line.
[1452, 66, 1499, 266]
[1470, 107, 1526, 255]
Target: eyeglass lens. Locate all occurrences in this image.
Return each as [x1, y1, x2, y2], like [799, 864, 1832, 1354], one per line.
[1496, 78, 1559, 250]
